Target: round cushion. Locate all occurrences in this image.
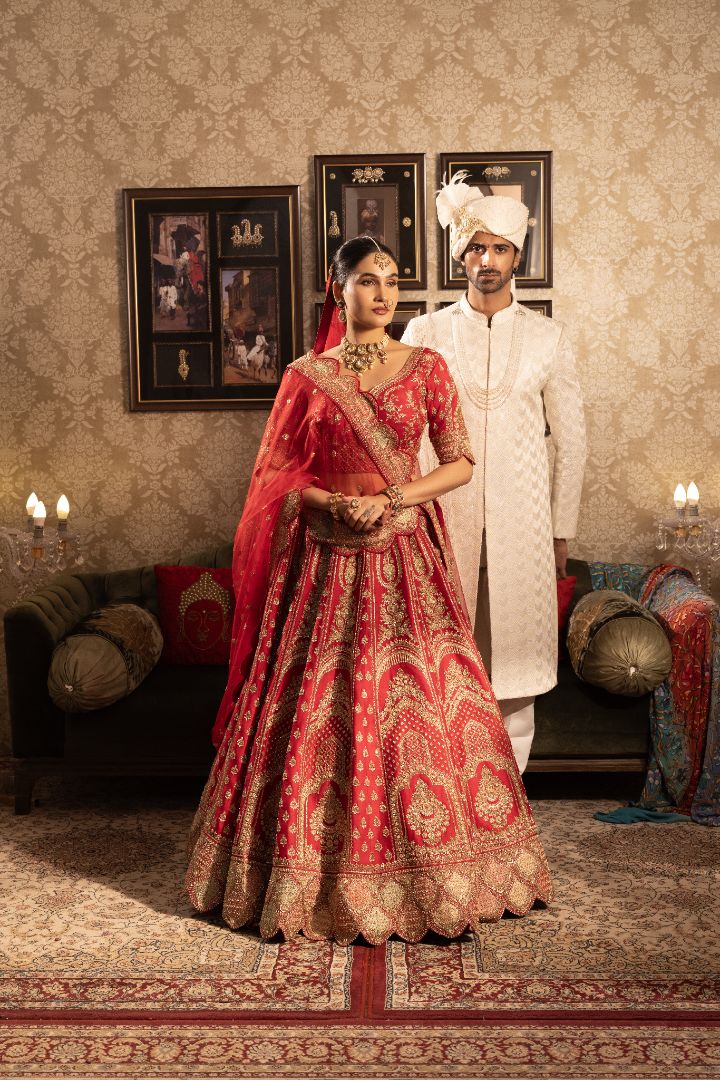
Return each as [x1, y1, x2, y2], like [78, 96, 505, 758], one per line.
[48, 604, 163, 713]
[567, 589, 672, 697]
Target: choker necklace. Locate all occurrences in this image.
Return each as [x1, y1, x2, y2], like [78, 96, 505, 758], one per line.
[339, 334, 390, 374]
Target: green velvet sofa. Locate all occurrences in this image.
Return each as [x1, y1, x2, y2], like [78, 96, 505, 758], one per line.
[4, 548, 649, 814]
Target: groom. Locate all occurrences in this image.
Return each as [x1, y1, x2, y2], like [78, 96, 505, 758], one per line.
[402, 175, 586, 772]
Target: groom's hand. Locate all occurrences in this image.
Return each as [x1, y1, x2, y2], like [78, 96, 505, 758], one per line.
[554, 538, 568, 578]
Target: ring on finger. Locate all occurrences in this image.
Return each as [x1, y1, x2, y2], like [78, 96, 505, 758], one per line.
[349, 498, 360, 511]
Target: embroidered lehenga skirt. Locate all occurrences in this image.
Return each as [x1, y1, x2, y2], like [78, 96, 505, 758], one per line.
[185, 507, 552, 945]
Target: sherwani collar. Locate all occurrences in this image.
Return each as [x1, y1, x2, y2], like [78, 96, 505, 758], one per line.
[459, 293, 518, 328]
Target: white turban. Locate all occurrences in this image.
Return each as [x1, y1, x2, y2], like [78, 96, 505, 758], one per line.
[436, 172, 529, 260]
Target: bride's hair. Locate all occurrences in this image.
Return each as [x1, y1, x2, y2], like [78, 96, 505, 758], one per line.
[331, 236, 398, 287]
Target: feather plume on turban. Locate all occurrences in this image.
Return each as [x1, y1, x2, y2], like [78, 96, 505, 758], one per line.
[436, 172, 530, 260]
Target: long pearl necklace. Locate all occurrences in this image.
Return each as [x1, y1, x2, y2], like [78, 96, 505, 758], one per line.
[339, 334, 390, 375]
[455, 308, 525, 411]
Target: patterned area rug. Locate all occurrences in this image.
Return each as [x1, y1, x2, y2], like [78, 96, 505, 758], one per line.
[1, 786, 718, 1078]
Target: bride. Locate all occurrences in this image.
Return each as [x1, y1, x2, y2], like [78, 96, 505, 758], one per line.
[185, 235, 552, 944]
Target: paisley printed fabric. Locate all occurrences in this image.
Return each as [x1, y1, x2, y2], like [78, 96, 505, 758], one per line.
[589, 562, 720, 825]
[186, 349, 552, 943]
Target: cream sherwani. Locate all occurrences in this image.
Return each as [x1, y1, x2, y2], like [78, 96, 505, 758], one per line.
[402, 296, 586, 702]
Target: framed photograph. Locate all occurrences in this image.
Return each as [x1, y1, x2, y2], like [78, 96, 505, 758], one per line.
[518, 298, 552, 317]
[437, 299, 552, 316]
[314, 154, 426, 291]
[438, 152, 552, 289]
[313, 301, 427, 347]
[124, 186, 302, 410]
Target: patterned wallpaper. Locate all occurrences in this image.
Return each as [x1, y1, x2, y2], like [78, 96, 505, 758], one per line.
[1, 0, 718, 754]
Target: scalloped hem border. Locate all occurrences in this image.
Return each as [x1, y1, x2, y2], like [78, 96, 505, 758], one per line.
[187, 836, 554, 946]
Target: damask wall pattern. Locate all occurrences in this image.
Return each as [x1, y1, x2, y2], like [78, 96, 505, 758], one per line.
[1, 0, 718, 754]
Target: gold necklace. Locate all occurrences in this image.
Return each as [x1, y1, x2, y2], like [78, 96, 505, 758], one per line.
[339, 334, 390, 375]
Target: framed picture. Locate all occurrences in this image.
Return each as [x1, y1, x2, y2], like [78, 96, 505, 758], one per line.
[314, 154, 426, 291]
[437, 299, 552, 316]
[438, 152, 552, 289]
[518, 298, 552, 317]
[313, 301, 427, 348]
[124, 186, 302, 410]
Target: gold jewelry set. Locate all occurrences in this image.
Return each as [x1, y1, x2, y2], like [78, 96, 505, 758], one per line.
[329, 491, 344, 520]
[380, 484, 404, 516]
[339, 333, 390, 374]
[328, 488, 404, 521]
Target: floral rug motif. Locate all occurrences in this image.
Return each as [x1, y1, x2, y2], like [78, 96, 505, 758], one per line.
[0, 798, 355, 1015]
[384, 799, 720, 1015]
[1, 786, 719, 1078]
[1, 1022, 719, 1078]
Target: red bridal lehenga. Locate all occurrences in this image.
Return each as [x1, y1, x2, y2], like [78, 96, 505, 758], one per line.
[185, 346, 553, 944]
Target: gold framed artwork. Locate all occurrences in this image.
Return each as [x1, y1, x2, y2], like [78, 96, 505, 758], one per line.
[314, 154, 427, 291]
[124, 186, 302, 411]
[439, 152, 552, 289]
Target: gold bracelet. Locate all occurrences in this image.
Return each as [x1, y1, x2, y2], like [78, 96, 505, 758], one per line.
[381, 484, 404, 516]
[329, 491, 343, 520]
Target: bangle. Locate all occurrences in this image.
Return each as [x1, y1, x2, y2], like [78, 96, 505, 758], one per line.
[329, 491, 343, 520]
[381, 484, 404, 516]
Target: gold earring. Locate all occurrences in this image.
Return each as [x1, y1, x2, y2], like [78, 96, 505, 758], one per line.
[337, 299, 347, 324]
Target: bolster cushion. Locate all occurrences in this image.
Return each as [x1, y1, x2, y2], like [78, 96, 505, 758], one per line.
[567, 589, 672, 697]
[48, 603, 163, 712]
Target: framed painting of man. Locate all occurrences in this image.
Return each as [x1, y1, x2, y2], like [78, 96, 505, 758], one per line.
[314, 154, 426, 291]
[438, 152, 552, 289]
[124, 186, 301, 411]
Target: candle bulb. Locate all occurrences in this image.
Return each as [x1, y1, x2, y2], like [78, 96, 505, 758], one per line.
[31, 500, 46, 561]
[33, 501, 46, 527]
[673, 484, 687, 511]
[26, 491, 38, 529]
[686, 481, 699, 512]
[57, 494, 70, 533]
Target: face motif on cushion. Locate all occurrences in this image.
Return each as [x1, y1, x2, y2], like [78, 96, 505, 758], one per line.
[178, 572, 230, 651]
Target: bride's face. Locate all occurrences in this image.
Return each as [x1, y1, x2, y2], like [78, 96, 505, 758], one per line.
[338, 253, 399, 333]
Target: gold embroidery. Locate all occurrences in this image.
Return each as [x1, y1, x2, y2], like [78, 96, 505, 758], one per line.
[304, 505, 419, 552]
[269, 489, 302, 563]
[308, 786, 346, 853]
[291, 351, 421, 485]
[405, 779, 451, 846]
[474, 765, 515, 830]
[179, 572, 230, 618]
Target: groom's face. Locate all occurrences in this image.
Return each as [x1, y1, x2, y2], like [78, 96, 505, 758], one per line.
[461, 231, 520, 296]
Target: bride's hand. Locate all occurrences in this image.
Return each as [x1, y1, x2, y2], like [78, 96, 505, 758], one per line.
[340, 495, 390, 533]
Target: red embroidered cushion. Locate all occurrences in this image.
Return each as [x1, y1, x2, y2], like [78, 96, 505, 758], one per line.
[154, 565, 234, 665]
[557, 575, 577, 632]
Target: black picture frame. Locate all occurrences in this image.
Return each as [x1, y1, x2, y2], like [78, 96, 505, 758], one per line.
[517, 298, 552, 317]
[313, 301, 427, 348]
[438, 152, 552, 289]
[314, 154, 426, 291]
[124, 186, 302, 411]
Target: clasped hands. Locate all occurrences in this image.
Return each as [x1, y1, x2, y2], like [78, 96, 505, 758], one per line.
[332, 494, 391, 533]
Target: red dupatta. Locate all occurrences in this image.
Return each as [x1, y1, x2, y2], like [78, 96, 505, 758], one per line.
[211, 278, 343, 746]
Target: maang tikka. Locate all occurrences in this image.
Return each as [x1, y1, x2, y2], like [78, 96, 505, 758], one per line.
[367, 234, 391, 270]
